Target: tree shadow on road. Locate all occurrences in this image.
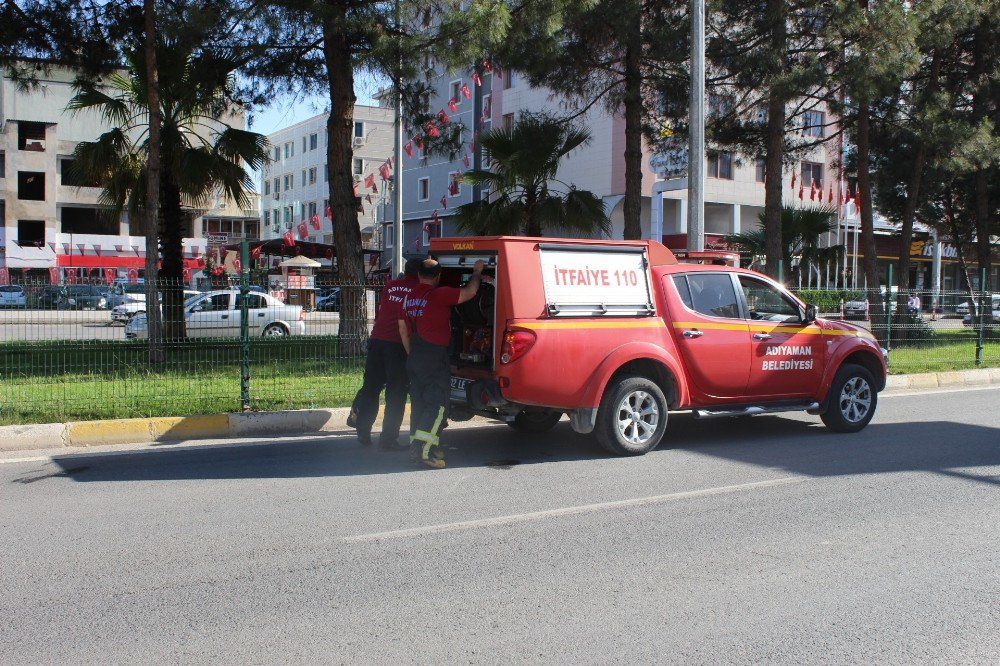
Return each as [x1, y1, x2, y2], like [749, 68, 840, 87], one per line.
[23, 414, 1000, 487]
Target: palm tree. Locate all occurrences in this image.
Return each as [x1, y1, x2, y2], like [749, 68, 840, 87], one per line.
[724, 205, 842, 286]
[68, 45, 268, 340]
[455, 115, 610, 238]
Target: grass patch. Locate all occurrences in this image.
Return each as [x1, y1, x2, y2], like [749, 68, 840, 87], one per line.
[885, 328, 1000, 374]
[0, 337, 365, 425]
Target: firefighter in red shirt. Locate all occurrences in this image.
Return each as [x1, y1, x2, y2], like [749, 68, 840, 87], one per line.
[347, 258, 422, 449]
[399, 258, 487, 468]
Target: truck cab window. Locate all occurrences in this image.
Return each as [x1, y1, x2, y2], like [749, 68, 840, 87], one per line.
[686, 274, 740, 319]
[738, 277, 801, 323]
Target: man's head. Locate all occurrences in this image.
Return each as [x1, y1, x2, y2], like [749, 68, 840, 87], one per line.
[403, 258, 423, 278]
[417, 258, 442, 285]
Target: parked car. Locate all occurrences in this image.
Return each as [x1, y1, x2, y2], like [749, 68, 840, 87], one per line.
[109, 290, 201, 324]
[33, 286, 63, 309]
[60, 285, 108, 310]
[844, 287, 898, 319]
[314, 289, 341, 312]
[106, 282, 148, 309]
[0, 285, 27, 308]
[956, 294, 998, 317]
[961, 295, 1000, 326]
[125, 290, 305, 339]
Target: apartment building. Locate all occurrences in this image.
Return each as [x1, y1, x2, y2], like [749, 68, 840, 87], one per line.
[259, 105, 393, 250]
[0, 62, 259, 285]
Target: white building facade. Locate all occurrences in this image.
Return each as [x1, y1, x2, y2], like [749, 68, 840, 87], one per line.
[259, 105, 393, 250]
[0, 62, 259, 285]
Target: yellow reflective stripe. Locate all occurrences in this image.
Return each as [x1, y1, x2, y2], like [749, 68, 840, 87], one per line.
[672, 320, 876, 340]
[412, 430, 439, 444]
[430, 407, 446, 437]
[671, 321, 748, 332]
[517, 320, 666, 331]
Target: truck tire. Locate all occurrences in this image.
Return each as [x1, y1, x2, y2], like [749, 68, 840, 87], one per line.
[821, 363, 878, 433]
[509, 408, 562, 434]
[594, 375, 668, 456]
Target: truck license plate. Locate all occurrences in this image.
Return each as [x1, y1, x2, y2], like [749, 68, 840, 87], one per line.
[450, 376, 471, 400]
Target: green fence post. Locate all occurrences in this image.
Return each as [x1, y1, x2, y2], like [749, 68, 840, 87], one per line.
[884, 264, 893, 352]
[240, 240, 250, 411]
[976, 268, 986, 367]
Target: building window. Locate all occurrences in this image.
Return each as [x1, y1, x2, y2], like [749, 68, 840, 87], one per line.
[802, 110, 825, 138]
[283, 207, 292, 226]
[755, 158, 766, 183]
[324, 164, 328, 181]
[272, 177, 280, 198]
[418, 177, 429, 202]
[309, 133, 318, 150]
[283, 174, 292, 191]
[386, 224, 394, 249]
[17, 220, 45, 246]
[273, 146, 281, 162]
[482, 93, 492, 120]
[17, 172, 45, 200]
[800, 161, 823, 189]
[502, 113, 514, 130]
[354, 121, 365, 139]
[450, 80, 462, 106]
[263, 180, 270, 196]
[0, 151, 5, 178]
[302, 136, 307, 153]
[61, 206, 117, 235]
[707, 151, 733, 180]
[17, 122, 46, 151]
[308, 167, 317, 185]
[308, 201, 317, 219]
[503, 69, 515, 89]
[264, 210, 270, 227]
[448, 171, 461, 197]
[353, 158, 364, 176]
[59, 158, 99, 187]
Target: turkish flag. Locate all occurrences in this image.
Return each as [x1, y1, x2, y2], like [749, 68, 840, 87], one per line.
[196, 255, 205, 268]
[325, 204, 332, 219]
[855, 183, 862, 209]
[233, 258, 242, 273]
[472, 71, 482, 86]
[791, 171, 796, 189]
[353, 183, 359, 197]
[809, 180, 817, 201]
[437, 109, 450, 124]
[103, 268, 115, 284]
[482, 59, 491, 73]
[448, 98, 458, 113]
[403, 140, 413, 157]
[49, 267, 60, 284]
[425, 123, 439, 138]
[461, 83, 471, 99]
[297, 221, 308, 239]
[379, 161, 391, 181]
[413, 135, 423, 149]
[283, 230, 295, 247]
[250, 245, 262, 261]
[431, 209, 439, 223]
[449, 178, 459, 196]
[798, 183, 804, 200]
[183, 268, 192, 283]
[828, 184, 834, 203]
[440, 195, 448, 209]
[311, 214, 321, 230]
[463, 153, 470, 168]
[364, 173, 376, 190]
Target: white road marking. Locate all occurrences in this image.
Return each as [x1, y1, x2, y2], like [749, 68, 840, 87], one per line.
[343, 476, 806, 543]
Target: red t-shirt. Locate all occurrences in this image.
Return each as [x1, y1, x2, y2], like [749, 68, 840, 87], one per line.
[403, 283, 461, 347]
[370, 276, 419, 343]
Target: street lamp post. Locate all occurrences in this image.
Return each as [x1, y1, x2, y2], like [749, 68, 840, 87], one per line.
[391, 0, 404, 276]
[687, 0, 705, 252]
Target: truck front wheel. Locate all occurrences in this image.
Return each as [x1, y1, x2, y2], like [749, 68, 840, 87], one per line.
[509, 408, 563, 434]
[594, 375, 668, 456]
[821, 363, 878, 433]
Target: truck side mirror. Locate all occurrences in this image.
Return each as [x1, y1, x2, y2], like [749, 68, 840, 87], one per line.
[804, 303, 817, 323]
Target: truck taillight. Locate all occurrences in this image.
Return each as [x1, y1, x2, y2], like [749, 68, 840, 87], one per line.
[500, 330, 536, 364]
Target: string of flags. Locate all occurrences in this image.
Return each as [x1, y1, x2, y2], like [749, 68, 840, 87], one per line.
[790, 171, 862, 211]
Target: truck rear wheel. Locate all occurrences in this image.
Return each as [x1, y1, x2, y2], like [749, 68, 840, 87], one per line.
[509, 408, 562, 434]
[821, 363, 878, 433]
[594, 375, 668, 456]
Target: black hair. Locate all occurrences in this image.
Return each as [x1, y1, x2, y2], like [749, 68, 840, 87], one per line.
[403, 258, 423, 278]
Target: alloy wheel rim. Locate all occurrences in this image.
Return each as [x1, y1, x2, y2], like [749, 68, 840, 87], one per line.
[615, 390, 659, 445]
[266, 326, 285, 336]
[839, 376, 872, 423]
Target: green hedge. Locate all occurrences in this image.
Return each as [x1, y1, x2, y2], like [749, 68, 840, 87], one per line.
[793, 289, 865, 313]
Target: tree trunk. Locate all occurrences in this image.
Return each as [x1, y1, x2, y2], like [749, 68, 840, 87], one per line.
[972, 21, 992, 293]
[762, 0, 786, 280]
[324, 2, 367, 356]
[143, 0, 164, 363]
[621, 3, 643, 241]
[856, 96, 884, 328]
[524, 189, 540, 237]
[159, 169, 186, 341]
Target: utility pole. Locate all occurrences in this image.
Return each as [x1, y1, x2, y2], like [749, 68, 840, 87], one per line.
[391, 0, 404, 276]
[687, 0, 705, 252]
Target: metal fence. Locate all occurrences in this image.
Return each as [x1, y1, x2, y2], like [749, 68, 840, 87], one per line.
[0, 266, 997, 426]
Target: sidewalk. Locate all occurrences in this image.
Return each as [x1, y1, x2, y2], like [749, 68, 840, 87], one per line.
[2, 368, 998, 454]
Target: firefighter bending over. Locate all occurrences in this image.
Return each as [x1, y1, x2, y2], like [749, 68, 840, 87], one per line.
[399, 258, 487, 469]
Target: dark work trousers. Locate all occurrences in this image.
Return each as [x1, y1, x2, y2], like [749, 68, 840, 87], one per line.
[350, 338, 409, 446]
[406, 332, 451, 456]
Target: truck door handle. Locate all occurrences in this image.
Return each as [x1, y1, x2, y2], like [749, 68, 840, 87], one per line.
[682, 329, 703, 338]
[753, 333, 772, 340]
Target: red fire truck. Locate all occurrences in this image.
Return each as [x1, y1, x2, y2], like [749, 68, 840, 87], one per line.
[430, 236, 887, 456]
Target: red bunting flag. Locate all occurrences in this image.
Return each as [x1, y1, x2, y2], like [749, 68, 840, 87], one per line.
[461, 83, 471, 99]
[403, 140, 413, 157]
[828, 184, 834, 203]
[437, 109, 450, 124]
[283, 230, 295, 247]
[425, 123, 440, 138]
[379, 161, 391, 181]
[250, 245, 262, 261]
[233, 258, 242, 273]
[855, 183, 862, 209]
[448, 178, 459, 196]
[77, 243, 86, 256]
[93, 244, 102, 257]
[325, 204, 332, 219]
[472, 71, 482, 86]
[469, 137, 475, 151]
[103, 268, 115, 285]
[49, 267, 60, 284]
[809, 180, 817, 201]
[440, 195, 448, 209]
[791, 171, 796, 189]
[423, 223, 430, 233]
[482, 59, 491, 73]
[413, 135, 424, 149]
[798, 182, 804, 200]
[463, 153, 470, 168]
[353, 183, 359, 197]
[431, 210, 439, 223]
[364, 173, 376, 190]
[297, 221, 309, 239]
[311, 214, 321, 230]
[448, 98, 458, 113]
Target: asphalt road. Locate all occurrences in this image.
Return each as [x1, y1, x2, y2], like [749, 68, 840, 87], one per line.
[1, 386, 998, 664]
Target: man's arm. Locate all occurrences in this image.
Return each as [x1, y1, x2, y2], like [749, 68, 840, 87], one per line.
[398, 319, 410, 354]
[456, 260, 486, 304]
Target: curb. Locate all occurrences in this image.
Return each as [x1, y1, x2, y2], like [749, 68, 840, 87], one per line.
[1, 370, 997, 453]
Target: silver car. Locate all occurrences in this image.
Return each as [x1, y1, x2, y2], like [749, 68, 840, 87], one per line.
[126, 290, 305, 338]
